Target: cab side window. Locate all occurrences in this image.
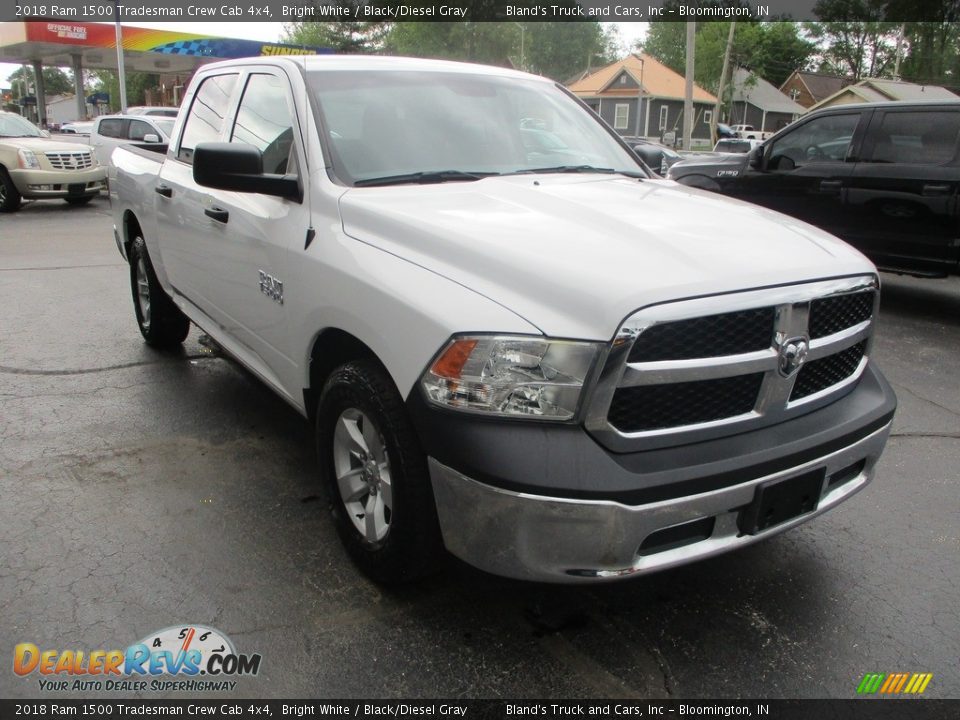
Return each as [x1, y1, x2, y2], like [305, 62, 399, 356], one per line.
[177, 73, 239, 164]
[127, 119, 152, 141]
[97, 118, 123, 138]
[767, 113, 860, 171]
[230, 74, 297, 176]
[865, 111, 960, 165]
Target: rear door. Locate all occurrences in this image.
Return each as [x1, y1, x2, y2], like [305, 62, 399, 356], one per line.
[186, 68, 309, 379]
[156, 71, 241, 312]
[846, 105, 960, 275]
[731, 110, 866, 240]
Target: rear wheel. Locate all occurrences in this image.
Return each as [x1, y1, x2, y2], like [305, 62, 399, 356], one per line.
[0, 168, 22, 213]
[317, 359, 444, 584]
[129, 235, 190, 348]
[65, 195, 94, 206]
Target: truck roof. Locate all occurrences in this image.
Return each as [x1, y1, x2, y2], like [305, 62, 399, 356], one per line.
[196, 54, 550, 83]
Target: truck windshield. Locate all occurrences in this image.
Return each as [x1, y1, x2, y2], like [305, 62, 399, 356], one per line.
[0, 113, 43, 138]
[308, 70, 646, 186]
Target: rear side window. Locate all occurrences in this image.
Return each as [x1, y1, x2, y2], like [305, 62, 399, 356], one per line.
[866, 110, 960, 165]
[230, 73, 296, 175]
[178, 73, 238, 163]
[97, 118, 123, 138]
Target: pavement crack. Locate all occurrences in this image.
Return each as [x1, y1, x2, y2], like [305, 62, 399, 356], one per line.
[0, 355, 213, 376]
[890, 432, 960, 440]
[889, 381, 960, 419]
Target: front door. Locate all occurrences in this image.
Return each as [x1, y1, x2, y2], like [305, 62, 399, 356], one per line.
[731, 111, 865, 241]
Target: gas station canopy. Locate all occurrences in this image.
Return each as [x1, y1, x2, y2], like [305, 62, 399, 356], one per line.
[0, 20, 328, 74]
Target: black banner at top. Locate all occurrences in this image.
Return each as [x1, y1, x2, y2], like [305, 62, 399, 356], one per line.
[3, 0, 960, 23]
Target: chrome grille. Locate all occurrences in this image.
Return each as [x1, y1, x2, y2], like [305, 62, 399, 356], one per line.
[585, 277, 878, 452]
[628, 307, 775, 362]
[44, 151, 94, 170]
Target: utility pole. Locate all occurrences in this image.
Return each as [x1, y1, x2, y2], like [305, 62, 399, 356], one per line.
[683, 22, 695, 151]
[893, 23, 905, 80]
[113, 0, 128, 113]
[712, 22, 736, 145]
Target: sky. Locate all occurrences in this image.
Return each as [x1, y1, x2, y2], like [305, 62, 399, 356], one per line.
[1, 21, 648, 87]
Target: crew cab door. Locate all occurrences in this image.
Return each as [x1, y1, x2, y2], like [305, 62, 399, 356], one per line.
[158, 68, 310, 392]
[845, 105, 960, 275]
[732, 110, 865, 240]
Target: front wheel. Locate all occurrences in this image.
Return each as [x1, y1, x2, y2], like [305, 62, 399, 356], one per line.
[0, 168, 22, 212]
[317, 360, 444, 584]
[129, 236, 190, 348]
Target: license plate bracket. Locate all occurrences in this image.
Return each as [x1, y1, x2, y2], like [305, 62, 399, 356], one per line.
[738, 468, 825, 535]
[67, 183, 86, 195]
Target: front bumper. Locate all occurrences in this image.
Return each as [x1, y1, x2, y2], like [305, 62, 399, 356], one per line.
[414, 364, 896, 583]
[10, 167, 106, 198]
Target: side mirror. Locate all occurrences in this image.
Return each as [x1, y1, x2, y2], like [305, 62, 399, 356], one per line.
[193, 142, 301, 201]
[749, 145, 764, 169]
[143, 133, 160, 143]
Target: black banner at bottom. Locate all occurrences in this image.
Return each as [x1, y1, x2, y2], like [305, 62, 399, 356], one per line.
[0, 699, 956, 720]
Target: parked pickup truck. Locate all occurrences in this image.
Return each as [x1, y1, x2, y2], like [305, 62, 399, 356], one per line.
[109, 56, 896, 584]
[731, 124, 774, 141]
[669, 101, 960, 277]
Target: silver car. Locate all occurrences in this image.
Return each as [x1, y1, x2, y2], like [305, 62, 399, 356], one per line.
[90, 115, 175, 167]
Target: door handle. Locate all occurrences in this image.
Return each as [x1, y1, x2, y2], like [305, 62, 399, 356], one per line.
[155, 184, 173, 198]
[204, 206, 229, 223]
[819, 180, 843, 193]
[922, 184, 950, 196]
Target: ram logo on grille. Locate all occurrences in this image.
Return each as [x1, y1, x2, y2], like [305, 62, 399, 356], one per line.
[777, 336, 809, 378]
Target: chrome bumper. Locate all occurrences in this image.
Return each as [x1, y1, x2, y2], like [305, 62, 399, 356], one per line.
[428, 421, 892, 583]
[10, 167, 106, 197]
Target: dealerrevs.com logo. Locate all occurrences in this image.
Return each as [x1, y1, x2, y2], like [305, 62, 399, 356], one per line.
[14, 625, 262, 693]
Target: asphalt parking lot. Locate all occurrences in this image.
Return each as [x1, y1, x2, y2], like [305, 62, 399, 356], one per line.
[1, 196, 957, 700]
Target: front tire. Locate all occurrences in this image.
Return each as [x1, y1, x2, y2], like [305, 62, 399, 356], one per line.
[317, 360, 444, 584]
[65, 195, 94, 206]
[0, 168, 22, 212]
[129, 235, 190, 348]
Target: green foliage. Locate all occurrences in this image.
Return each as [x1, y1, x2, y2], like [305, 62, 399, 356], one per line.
[641, 21, 814, 92]
[282, 21, 390, 52]
[805, 0, 900, 79]
[90, 70, 160, 111]
[383, 21, 617, 82]
[8, 67, 74, 97]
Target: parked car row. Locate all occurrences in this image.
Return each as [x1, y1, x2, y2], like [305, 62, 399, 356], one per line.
[667, 100, 960, 277]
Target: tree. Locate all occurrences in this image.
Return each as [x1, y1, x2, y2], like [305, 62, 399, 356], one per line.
[282, 1, 389, 53]
[641, 21, 814, 92]
[804, 0, 900, 80]
[8, 67, 74, 97]
[383, 22, 617, 82]
[90, 70, 160, 111]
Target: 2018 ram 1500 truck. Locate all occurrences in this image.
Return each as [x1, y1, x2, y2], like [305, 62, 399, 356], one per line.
[109, 56, 896, 584]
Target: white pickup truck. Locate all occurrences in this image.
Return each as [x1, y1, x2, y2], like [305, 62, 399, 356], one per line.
[109, 56, 896, 584]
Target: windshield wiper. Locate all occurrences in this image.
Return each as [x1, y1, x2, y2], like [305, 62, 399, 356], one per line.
[506, 165, 646, 179]
[354, 170, 499, 187]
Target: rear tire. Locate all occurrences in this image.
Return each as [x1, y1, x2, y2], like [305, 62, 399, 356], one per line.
[0, 168, 22, 213]
[129, 235, 190, 348]
[316, 359, 444, 584]
[65, 195, 94, 206]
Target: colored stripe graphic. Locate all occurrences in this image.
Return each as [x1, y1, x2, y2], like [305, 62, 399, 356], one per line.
[857, 672, 932, 695]
[857, 673, 885, 694]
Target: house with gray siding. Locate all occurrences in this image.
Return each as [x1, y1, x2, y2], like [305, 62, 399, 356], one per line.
[568, 54, 718, 148]
[729, 68, 806, 134]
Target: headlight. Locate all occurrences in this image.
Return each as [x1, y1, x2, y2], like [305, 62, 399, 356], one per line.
[17, 149, 40, 169]
[421, 335, 600, 420]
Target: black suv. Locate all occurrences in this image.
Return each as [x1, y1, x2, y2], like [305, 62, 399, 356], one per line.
[667, 101, 960, 277]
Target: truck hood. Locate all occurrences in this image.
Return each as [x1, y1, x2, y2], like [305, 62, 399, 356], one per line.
[339, 174, 875, 340]
[0, 136, 93, 153]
